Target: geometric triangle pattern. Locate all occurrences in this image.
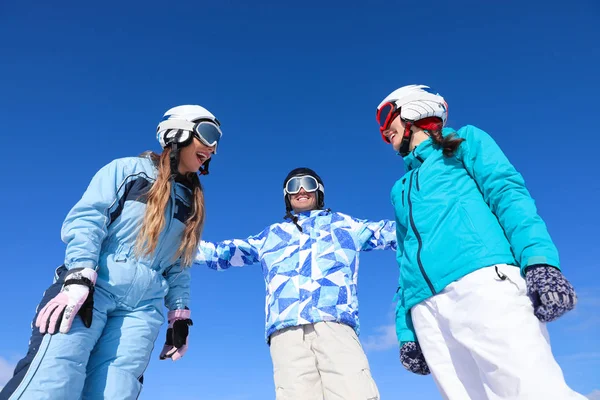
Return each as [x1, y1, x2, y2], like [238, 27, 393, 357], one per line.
[195, 209, 397, 342]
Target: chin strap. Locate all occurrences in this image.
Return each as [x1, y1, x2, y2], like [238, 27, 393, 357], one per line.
[398, 121, 413, 157]
[199, 158, 210, 175]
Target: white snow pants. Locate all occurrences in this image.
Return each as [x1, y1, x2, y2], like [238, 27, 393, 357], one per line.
[269, 321, 380, 400]
[412, 264, 586, 400]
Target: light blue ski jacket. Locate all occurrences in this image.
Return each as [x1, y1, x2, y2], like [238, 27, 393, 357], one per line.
[61, 154, 193, 311]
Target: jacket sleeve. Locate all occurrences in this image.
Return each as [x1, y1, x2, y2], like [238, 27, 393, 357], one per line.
[61, 158, 133, 271]
[457, 125, 560, 273]
[163, 260, 191, 311]
[356, 218, 398, 252]
[395, 300, 417, 344]
[393, 213, 417, 344]
[194, 230, 267, 271]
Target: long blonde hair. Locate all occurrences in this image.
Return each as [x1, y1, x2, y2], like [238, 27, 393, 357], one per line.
[135, 148, 206, 267]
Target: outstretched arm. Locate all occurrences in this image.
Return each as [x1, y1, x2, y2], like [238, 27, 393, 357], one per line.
[356, 218, 397, 252]
[194, 230, 268, 271]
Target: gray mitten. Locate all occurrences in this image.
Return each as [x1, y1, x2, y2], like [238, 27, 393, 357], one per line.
[525, 265, 577, 322]
[400, 341, 430, 375]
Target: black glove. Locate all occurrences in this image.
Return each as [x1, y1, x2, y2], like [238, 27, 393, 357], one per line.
[159, 309, 193, 361]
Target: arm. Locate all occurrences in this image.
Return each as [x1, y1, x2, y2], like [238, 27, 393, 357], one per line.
[395, 300, 417, 344]
[61, 159, 133, 270]
[194, 231, 267, 271]
[163, 260, 191, 311]
[392, 214, 417, 344]
[458, 125, 560, 273]
[356, 218, 397, 252]
[161, 259, 193, 362]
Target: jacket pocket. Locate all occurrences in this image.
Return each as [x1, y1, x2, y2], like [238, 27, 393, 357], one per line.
[114, 254, 128, 263]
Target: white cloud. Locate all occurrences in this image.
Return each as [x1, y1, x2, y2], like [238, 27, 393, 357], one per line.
[0, 356, 16, 389]
[362, 324, 398, 352]
[560, 352, 600, 363]
[586, 389, 600, 400]
[562, 288, 600, 332]
[565, 315, 600, 332]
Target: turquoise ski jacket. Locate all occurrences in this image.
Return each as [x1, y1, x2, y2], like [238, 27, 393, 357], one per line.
[392, 125, 560, 343]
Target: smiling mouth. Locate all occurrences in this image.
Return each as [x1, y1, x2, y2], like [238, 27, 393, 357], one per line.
[295, 195, 310, 202]
[196, 152, 210, 164]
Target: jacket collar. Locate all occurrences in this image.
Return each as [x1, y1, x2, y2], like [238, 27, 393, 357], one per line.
[402, 127, 456, 171]
[403, 138, 434, 171]
[294, 209, 330, 219]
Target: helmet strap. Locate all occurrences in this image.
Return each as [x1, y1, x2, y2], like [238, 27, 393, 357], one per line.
[398, 121, 413, 157]
[169, 145, 181, 178]
[199, 158, 211, 175]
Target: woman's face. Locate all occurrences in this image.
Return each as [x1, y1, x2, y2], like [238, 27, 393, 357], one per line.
[384, 116, 430, 154]
[178, 137, 215, 174]
[383, 116, 406, 153]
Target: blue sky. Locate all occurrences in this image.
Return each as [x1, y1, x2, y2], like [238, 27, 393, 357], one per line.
[1, 0, 599, 398]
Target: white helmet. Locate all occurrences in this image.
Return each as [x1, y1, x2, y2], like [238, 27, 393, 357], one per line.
[156, 105, 222, 152]
[376, 85, 448, 157]
[377, 84, 448, 126]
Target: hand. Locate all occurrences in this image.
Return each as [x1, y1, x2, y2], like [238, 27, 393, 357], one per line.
[35, 267, 97, 334]
[160, 309, 193, 361]
[525, 264, 577, 322]
[400, 341, 430, 375]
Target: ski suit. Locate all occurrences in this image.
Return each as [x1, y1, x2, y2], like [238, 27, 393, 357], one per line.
[392, 125, 584, 399]
[195, 209, 396, 399]
[4, 155, 193, 400]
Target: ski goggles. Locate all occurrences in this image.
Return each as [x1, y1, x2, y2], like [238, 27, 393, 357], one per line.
[376, 101, 400, 143]
[284, 175, 324, 195]
[159, 118, 222, 152]
[191, 119, 222, 149]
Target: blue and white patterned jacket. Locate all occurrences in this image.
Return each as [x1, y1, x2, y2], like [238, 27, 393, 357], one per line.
[194, 209, 396, 341]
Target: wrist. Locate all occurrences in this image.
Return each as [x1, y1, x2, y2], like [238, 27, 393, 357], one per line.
[66, 260, 98, 271]
[64, 267, 98, 286]
[168, 309, 191, 322]
[525, 264, 557, 274]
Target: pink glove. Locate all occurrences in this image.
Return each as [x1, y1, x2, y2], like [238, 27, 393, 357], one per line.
[35, 267, 97, 334]
[159, 309, 193, 361]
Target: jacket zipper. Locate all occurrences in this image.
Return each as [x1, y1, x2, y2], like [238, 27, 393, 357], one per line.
[407, 171, 435, 294]
[415, 170, 421, 191]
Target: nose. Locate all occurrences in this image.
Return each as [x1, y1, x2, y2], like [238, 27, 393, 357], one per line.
[199, 143, 216, 156]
